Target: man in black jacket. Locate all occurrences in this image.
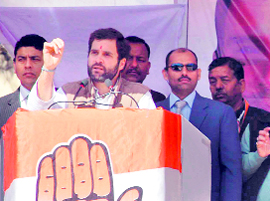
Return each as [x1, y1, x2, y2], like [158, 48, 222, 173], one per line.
[121, 36, 166, 104]
[208, 56, 270, 201]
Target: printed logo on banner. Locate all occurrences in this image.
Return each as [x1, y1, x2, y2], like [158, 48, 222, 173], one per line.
[35, 134, 143, 201]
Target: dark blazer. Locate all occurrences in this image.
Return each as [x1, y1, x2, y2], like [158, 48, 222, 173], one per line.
[150, 89, 166, 104]
[156, 92, 242, 201]
[0, 88, 20, 200]
[0, 88, 21, 131]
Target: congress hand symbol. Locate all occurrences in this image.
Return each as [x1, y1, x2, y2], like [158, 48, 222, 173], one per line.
[36, 135, 143, 201]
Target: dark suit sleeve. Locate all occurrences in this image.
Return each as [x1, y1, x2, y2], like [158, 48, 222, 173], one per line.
[220, 106, 242, 201]
[0, 89, 20, 201]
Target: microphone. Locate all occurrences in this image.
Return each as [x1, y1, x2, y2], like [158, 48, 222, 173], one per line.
[104, 79, 113, 90]
[81, 79, 89, 88]
[48, 79, 89, 109]
[95, 78, 140, 108]
[73, 79, 89, 101]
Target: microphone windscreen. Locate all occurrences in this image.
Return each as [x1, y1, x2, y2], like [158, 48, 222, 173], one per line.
[104, 79, 112, 88]
[81, 79, 89, 87]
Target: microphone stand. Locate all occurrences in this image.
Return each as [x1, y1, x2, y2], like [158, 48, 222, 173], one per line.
[48, 78, 140, 109]
[48, 90, 140, 109]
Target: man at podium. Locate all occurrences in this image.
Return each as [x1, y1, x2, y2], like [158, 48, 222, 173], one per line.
[27, 28, 156, 110]
[156, 48, 242, 201]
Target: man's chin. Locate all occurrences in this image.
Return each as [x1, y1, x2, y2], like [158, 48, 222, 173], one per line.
[124, 75, 139, 82]
[90, 76, 106, 82]
[214, 96, 227, 103]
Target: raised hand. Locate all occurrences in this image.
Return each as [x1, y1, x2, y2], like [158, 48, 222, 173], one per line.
[36, 135, 143, 201]
[257, 127, 270, 158]
[43, 38, 64, 71]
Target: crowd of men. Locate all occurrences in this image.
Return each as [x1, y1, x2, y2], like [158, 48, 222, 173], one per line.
[0, 28, 270, 201]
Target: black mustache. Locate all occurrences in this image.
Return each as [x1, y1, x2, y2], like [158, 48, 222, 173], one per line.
[214, 92, 226, 97]
[178, 76, 191, 81]
[91, 63, 105, 68]
[126, 68, 140, 75]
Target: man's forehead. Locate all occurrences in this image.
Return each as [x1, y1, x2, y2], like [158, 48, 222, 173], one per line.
[92, 39, 117, 48]
[169, 50, 197, 64]
[129, 42, 147, 51]
[16, 46, 43, 56]
[129, 43, 148, 56]
[210, 65, 235, 77]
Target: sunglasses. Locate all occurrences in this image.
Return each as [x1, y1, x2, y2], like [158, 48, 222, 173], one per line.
[166, 63, 198, 71]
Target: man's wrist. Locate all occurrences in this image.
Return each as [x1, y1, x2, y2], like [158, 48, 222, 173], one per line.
[42, 66, 56, 72]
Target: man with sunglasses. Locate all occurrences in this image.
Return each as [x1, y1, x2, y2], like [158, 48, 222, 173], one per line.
[156, 48, 242, 201]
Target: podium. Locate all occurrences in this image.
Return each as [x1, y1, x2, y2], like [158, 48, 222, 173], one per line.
[2, 107, 211, 201]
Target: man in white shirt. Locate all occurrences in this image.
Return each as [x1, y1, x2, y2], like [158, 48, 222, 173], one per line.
[28, 28, 155, 110]
[0, 34, 46, 200]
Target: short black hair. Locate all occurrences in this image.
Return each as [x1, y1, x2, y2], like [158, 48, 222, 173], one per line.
[125, 36, 151, 58]
[208, 57, 244, 80]
[165, 48, 198, 70]
[88, 28, 130, 61]
[14, 34, 47, 58]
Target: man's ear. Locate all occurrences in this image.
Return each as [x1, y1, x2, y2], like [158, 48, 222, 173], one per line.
[197, 68, 202, 80]
[119, 58, 126, 71]
[239, 78, 245, 93]
[146, 61, 151, 75]
[13, 61, 17, 74]
[162, 69, 168, 81]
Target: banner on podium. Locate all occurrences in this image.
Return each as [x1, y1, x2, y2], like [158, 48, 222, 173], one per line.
[2, 107, 211, 200]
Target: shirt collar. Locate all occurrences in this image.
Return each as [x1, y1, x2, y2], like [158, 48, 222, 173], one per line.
[19, 85, 30, 108]
[235, 99, 245, 119]
[93, 78, 120, 98]
[169, 90, 196, 109]
[19, 85, 30, 101]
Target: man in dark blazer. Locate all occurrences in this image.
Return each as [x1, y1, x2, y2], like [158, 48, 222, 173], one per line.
[0, 34, 46, 199]
[121, 36, 166, 104]
[0, 34, 46, 127]
[156, 48, 242, 201]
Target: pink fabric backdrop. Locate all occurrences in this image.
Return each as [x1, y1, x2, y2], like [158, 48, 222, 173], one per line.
[215, 0, 270, 111]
